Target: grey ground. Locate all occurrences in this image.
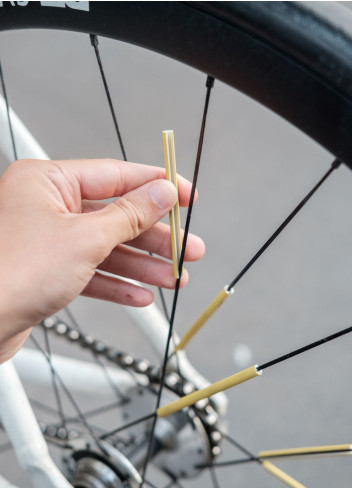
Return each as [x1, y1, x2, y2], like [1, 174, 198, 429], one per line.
[1, 17, 352, 488]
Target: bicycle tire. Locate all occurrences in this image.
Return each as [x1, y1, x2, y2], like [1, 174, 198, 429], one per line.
[1, 1, 352, 167]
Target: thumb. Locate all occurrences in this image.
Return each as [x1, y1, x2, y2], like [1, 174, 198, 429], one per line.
[89, 179, 178, 252]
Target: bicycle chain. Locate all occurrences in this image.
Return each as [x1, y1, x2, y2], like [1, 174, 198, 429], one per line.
[39, 316, 223, 457]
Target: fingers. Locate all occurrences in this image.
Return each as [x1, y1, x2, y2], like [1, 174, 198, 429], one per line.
[82, 202, 205, 262]
[55, 159, 196, 205]
[81, 271, 154, 307]
[125, 222, 205, 262]
[98, 245, 189, 289]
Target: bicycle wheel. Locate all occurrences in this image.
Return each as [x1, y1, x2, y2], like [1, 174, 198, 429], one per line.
[1, 2, 352, 488]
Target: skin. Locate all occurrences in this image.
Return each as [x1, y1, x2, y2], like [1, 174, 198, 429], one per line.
[0, 158, 205, 363]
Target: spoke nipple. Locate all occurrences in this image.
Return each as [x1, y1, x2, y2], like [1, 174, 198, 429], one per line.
[89, 34, 99, 47]
[206, 75, 215, 88]
[332, 158, 342, 169]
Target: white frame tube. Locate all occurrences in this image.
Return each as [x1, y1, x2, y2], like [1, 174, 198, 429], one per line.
[0, 360, 71, 487]
[13, 347, 146, 399]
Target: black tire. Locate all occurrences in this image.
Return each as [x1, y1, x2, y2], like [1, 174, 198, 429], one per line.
[1, 1, 352, 167]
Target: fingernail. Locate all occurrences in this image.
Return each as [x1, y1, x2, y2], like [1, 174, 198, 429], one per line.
[148, 180, 176, 209]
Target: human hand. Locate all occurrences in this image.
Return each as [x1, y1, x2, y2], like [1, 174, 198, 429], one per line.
[0, 158, 204, 362]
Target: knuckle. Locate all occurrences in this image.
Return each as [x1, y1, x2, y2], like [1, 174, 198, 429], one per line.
[116, 197, 146, 240]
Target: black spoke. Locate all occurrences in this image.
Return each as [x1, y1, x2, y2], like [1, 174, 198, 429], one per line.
[227, 158, 341, 291]
[140, 76, 214, 486]
[89, 34, 171, 325]
[29, 398, 62, 417]
[30, 335, 109, 456]
[30, 397, 124, 423]
[199, 457, 257, 469]
[69, 400, 126, 422]
[209, 465, 220, 487]
[258, 324, 352, 371]
[0, 60, 18, 160]
[261, 449, 352, 459]
[223, 433, 260, 463]
[43, 327, 67, 429]
[90, 34, 127, 161]
[100, 412, 155, 440]
[61, 311, 129, 401]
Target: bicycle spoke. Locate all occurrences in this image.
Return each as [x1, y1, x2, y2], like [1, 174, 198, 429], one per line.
[43, 327, 67, 429]
[53, 314, 132, 401]
[30, 335, 109, 456]
[89, 34, 172, 327]
[100, 412, 155, 440]
[176, 158, 342, 351]
[29, 398, 63, 417]
[258, 323, 352, 371]
[140, 75, 214, 486]
[30, 396, 123, 424]
[0, 60, 17, 160]
[199, 457, 256, 469]
[209, 465, 220, 487]
[222, 433, 259, 462]
[160, 321, 352, 417]
[67, 400, 126, 422]
[90, 34, 127, 161]
[222, 434, 304, 487]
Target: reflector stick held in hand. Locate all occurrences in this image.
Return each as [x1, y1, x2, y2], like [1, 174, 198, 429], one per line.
[163, 130, 182, 278]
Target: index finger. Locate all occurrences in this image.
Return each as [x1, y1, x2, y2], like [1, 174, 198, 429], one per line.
[54, 159, 197, 205]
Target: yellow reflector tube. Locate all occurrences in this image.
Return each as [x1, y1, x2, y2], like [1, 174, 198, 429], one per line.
[262, 461, 305, 488]
[175, 286, 234, 351]
[163, 130, 182, 279]
[157, 365, 260, 418]
[259, 444, 352, 459]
